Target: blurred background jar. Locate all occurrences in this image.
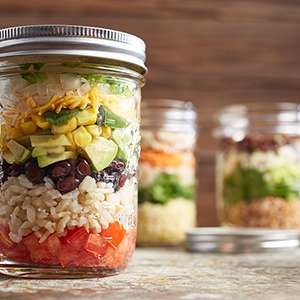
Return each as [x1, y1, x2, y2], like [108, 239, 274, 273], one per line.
[137, 100, 198, 246]
[215, 103, 300, 229]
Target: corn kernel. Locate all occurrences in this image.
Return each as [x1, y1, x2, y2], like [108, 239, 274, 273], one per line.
[66, 132, 76, 151]
[73, 126, 92, 148]
[31, 114, 49, 129]
[51, 117, 78, 134]
[86, 125, 102, 137]
[101, 126, 112, 138]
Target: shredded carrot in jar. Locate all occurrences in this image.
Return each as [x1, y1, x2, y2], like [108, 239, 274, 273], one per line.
[141, 149, 182, 167]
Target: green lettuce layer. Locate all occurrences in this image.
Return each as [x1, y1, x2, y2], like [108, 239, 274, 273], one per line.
[139, 173, 195, 205]
[224, 164, 300, 204]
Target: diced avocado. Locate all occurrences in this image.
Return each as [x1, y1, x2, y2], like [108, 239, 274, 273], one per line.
[2, 149, 15, 164]
[30, 134, 71, 147]
[97, 106, 129, 128]
[104, 109, 129, 128]
[112, 129, 131, 161]
[32, 146, 65, 158]
[76, 108, 97, 126]
[86, 125, 102, 137]
[84, 137, 118, 171]
[51, 117, 77, 134]
[15, 135, 31, 148]
[37, 151, 75, 168]
[73, 126, 92, 148]
[7, 140, 31, 163]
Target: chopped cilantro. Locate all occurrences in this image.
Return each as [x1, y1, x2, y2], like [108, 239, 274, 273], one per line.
[43, 108, 81, 126]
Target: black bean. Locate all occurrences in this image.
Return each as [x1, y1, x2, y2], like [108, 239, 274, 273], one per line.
[118, 173, 128, 189]
[56, 176, 80, 194]
[75, 159, 91, 180]
[50, 161, 72, 179]
[25, 160, 45, 184]
[110, 160, 125, 172]
[3, 161, 24, 177]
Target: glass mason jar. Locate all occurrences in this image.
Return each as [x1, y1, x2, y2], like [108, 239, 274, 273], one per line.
[137, 100, 197, 246]
[0, 25, 146, 278]
[215, 103, 300, 229]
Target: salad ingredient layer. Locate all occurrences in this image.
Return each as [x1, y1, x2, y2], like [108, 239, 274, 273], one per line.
[224, 197, 300, 228]
[137, 198, 195, 245]
[0, 65, 140, 268]
[220, 135, 300, 228]
[138, 130, 196, 245]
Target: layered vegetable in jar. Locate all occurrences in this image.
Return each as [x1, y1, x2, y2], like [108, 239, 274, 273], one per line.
[0, 25, 146, 277]
[137, 100, 197, 246]
[216, 103, 300, 229]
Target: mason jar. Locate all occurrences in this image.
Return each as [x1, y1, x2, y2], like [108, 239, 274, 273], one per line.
[137, 100, 197, 246]
[0, 25, 146, 278]
[215, 103, 300, 229]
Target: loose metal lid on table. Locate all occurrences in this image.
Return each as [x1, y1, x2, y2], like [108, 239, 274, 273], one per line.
[186, 227, 300, 254]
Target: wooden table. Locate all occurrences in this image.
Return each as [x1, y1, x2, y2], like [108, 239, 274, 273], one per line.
[0, 248, 300, 300]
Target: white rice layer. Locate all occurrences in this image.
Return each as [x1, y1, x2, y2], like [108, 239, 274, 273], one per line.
[0, 175, 136, 243]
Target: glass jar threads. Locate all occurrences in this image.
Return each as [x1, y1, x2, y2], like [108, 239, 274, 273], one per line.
[0, 25, 146, 278]
[137, 100, 197, 246]
[215, 103, 300, 229]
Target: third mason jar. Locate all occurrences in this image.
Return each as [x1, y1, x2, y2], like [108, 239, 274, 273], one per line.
[215, 103, 300, 229]
[0, 25, 146, 278]
[137, 100, 197, 246]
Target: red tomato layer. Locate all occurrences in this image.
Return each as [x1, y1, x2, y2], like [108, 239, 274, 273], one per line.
[0, 222, 135, 269]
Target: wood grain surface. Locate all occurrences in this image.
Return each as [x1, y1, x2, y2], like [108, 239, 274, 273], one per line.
[1, 248, 300, 300]
[0, 0, 300, 225]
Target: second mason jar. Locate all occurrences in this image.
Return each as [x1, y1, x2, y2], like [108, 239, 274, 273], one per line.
[0, 25, 146, 278]
[215, 103, 300, 229]
[137, 100, 197, 246]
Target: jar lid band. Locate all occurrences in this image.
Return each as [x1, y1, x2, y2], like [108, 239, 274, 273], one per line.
[0, 25, 147, 74]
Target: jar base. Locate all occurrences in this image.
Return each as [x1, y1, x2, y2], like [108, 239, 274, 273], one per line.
[0, 260, 120, 279]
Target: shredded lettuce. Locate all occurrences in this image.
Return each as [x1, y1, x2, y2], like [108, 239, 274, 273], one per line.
[224, 164, 300, 204]
[21, 72, 47, 84]
[81, 74, 133, 96]
[138, 173, 195, 205]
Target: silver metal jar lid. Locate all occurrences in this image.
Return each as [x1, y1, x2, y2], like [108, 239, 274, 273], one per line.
[0, 24, 147, 74]
[186, 227, 300, 254]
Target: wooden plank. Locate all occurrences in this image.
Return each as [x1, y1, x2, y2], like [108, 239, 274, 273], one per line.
[0, 0, 300, 23]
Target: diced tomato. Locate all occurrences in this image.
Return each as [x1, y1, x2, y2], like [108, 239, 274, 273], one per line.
[84, 233, 108, 257]
[3, 242, 29, 261]
[63, 227, 89, 247]
[23, 234, 59, 265]
[0, 227, 15, 250]
[58, 244, 100, 268]
[74, 250, 101, 267]
[46, 235, 61, 257]
[101, 222, 126, 249]
[58, 243, 80, 267]
[102, 229, 136, 269]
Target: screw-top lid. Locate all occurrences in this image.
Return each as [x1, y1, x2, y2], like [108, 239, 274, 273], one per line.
[186, 227, 300, 253]
[0, 24, 147, 74]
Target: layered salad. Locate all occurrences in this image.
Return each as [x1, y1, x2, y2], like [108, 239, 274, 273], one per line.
[138, 130, 196, 245]
[220, 135, 300, 228]
[0, 63, 140, 269]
